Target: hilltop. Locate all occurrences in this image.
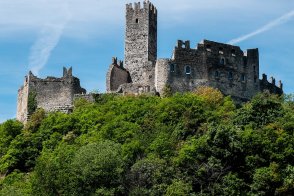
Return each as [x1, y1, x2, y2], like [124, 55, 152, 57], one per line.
[1, 88, 294, 195]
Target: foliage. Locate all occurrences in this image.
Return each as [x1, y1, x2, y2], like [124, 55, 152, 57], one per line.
[161, 84, 173, 98]
[27, 90, 37, 115]
[0, 92, 293, 195]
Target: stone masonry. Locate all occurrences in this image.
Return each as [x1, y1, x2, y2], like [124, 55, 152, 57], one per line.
[106, 0, 283, 100]
[16, 0, 284, 123]
[17, 67, 86, 123]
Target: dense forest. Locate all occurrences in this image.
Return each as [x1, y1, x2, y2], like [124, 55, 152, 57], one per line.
[0, 87, 293, 195]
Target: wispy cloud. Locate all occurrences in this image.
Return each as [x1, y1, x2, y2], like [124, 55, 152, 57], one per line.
[228, 10, 294, 45]
[28, 23, 66, 75]
[28, 1, 71, 75]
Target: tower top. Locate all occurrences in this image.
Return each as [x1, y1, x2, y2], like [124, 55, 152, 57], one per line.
[126, 1, 157, 14]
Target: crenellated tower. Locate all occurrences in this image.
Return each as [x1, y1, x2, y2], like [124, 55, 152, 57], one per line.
[124, 0, 157, 86]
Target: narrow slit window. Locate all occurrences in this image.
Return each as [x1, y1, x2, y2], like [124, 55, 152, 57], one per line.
[228, 72, 233, 80]
[135, 18, 139, 23]
[241, 74, 246, 81]
[170, 64, 175, 72]
[215, 71, 219, 78]
[185, 66, 191, 75]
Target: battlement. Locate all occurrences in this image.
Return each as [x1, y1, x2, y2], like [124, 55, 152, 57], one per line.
[176, 40, 191, 50]
[198, 40, 243, 56]
[261, 74, 283, 89]
[126, 0, 157, 14]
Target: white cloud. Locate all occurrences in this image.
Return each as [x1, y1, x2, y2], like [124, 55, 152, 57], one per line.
[28, 23, 66, 75]
[228, 10, 294, 45]
[27, 0, 71, 75]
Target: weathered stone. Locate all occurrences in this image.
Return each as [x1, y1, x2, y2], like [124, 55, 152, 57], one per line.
[107, 1, 283, 101]
[17, 67, 86, 123]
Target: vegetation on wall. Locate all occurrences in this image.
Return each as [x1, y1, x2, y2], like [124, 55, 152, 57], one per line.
[0, 88, 293, 195]
[27, 90, 37, 115]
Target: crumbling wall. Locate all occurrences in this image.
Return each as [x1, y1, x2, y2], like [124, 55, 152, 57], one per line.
[16, 68, 86, 123]
[16, 76, 29, 123]
[260, 74, 283, 95]
[106, 58, 131, 92]
[163, 40, 209, 93]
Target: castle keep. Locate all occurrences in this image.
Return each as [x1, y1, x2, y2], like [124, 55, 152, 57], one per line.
[17, 67, 86, 122]
[106, 0, 283, 101]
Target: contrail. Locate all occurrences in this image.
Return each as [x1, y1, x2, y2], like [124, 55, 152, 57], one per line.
[28, 1, 71, 76]
[28, 23, 66, 75]
[228, 10, 294, 45]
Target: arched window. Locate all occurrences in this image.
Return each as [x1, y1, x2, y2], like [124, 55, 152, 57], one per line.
[185, 66, 191, 75]
[170, 64, 175, 72]
[220, 58, 225, 65]
[228, 72, 233, 80]
[215, 71, 219, 78]
[231, 49, 236, 56]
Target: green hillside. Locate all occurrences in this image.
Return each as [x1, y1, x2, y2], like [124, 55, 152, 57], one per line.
[0, 88, 293, 195]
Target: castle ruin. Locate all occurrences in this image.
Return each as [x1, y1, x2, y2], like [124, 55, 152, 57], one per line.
[106, 0, 283, 101]
[17, 67, 86, 123]
[17, 0, 283, 123]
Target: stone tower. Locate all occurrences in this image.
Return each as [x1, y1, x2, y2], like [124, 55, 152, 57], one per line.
[125, 0, 157, 87]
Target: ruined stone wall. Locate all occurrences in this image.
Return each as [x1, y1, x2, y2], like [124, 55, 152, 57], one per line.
[200, 40, 254, 100]
[260, 74, 283, 95]
[106, 58, 131, 92]
[155, 59, 170, 94]
[74, 94, 96, 103]
[29, 70, 86, 113]
[16, 68, 86, 123]
[16, 76, 29, 123]
[154, 40, 266, 101]
[160, 40, 209, 93]
[124, 1, 157, 86]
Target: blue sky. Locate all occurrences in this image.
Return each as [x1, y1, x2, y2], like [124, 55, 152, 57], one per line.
[0, 0, 293, 122]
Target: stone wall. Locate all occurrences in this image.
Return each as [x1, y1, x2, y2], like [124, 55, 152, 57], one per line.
[74, 94, 96, 103]
[153, 40, 270, 100]
[16, 68, 86, 123]
[155, 59, 170, 94]
[106, 58, 131, 92]
[260, 74, 283, 95]
[16, 75, 29, 123]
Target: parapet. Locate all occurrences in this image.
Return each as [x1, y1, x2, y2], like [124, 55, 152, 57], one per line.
[126, 1, 157, 14]
[198, 39, 243, 55]
[260, 73, 283, 95]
